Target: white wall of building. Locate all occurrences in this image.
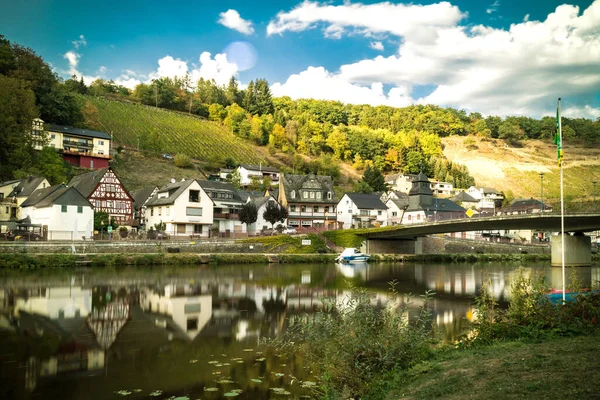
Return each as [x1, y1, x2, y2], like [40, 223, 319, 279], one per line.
[14, 287, 92, 319]
[336, 195, 387, 229]
[21, 204, 93, 240]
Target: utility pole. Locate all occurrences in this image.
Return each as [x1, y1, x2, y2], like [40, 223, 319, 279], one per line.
[540, 172, 544, 213]
[594, 181, 597, 212]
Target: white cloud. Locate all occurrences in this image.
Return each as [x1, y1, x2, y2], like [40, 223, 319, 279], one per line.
[63, 51, 80, 75]
[267, 1, 465, 43]
[72, 34, 87, 49]
[114, 75, 142, 89]
[146, 52, 238, 87]
[270, 66, 413, 108]
[271, 1, 600, 117]
[486, 0, 501, 14]
[190, 52, 239, 86]
[562, 105, 600, 120]
[218, 9, 255, 35]
[524, 14, 530, 22]
[369, 41, 384, 51]
[98, 66, 107, 75]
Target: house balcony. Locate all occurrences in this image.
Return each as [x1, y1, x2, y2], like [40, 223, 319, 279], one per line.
[63, 139, 93, 149]
[214, 212, 240, 220]
[288, 211, 336, 219]
[61, 149, 112, 159]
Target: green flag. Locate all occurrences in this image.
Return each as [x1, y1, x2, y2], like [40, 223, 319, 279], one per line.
[555, 104, 563, 166]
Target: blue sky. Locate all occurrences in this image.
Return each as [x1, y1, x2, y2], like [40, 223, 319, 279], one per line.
[1, 0, 599, 118]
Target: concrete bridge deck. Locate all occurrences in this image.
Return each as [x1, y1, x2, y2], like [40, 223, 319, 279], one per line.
[362, 213, 600, 240]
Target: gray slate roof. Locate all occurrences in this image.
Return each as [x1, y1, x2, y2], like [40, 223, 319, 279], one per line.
[146, 179, 196, 207]
[198, 180, 244, 203]
[21, 184, 91, 208]
[46, 123, 111, 140]
[7, 177, 47, 198]
[345, 193, 387, 210]
[237, 189, 266, 203]
[452, 191, 477, 203]
[282, 173, 337, 204]
[387, 197, 409, 209]
[239, 164, 280, 173]
[251, 196, 274, 209]
[68, 168, 109, 198]
[431, 198, 467, 213]
[131, 186, 158, 210]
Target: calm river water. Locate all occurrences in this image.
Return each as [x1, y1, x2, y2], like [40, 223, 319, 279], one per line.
[1, 262, 599, 399]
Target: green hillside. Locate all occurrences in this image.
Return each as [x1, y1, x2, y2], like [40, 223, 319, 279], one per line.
[83, 96, 264, 164]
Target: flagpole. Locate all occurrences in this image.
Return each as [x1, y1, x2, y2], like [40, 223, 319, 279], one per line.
[558, 97, 566, 304]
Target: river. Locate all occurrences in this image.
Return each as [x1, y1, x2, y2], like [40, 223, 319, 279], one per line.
[1, 262, 598, 399]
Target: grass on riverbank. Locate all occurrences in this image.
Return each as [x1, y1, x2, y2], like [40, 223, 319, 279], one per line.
[239, 233, 329, 254]
[376, 333, 600, 400]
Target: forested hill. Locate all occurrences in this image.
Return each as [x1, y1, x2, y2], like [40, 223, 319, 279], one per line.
[2, 33, 600, 198]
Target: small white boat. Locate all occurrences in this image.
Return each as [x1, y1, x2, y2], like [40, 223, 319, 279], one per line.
[335, 248, 370, 264]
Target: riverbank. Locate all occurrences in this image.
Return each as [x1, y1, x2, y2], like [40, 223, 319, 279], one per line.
[374, 333, 600, 400]
[0, 252, 564, 268]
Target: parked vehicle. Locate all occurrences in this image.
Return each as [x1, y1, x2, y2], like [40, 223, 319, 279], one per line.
[162, 153, 174, 160]
[283, 227, 297, 234]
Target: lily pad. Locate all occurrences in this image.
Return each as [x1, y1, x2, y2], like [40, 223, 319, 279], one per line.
[242, 348, 254, 352]
[274, 373, 285, 377]
[217, 379, 235, 384]
[255, 357, 265, 362]
[301, 381, 317, 388]
[133, 389, 143, 393]
[173, 397, 190, 400]
[115, 390, 132, 396]
[231, 389, 243, 393]
[250, 379, 262, 383]
[189, 359, 198, 364]
[204, 387, 219, 392]
[224, 392, 239, 397]
[149, 390, 163, 396]
[208, 360, 219, 364]
[236, 360, 244, 364]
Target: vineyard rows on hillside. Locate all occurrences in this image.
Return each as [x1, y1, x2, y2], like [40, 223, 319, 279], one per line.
[85, 96, 262, 164]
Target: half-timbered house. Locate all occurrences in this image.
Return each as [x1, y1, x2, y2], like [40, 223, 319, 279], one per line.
[68, 167, 134, 225]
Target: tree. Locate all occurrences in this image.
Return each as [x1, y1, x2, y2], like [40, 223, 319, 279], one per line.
[354, 180, 374, 194]
[263, 201, 288, 229]
[239, 202, 258, 227]
[64, 75, 87, 94]
[253, 78, 274, 116]
[174, 153, 192, 168]
[226, 76, 241, 105]
[0, 75, 38, 181]
[208, 103, 227, 121]
[230, 169, 241, 188]
[361, 165, 387, 192]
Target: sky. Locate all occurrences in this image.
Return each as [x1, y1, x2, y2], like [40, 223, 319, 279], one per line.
[1, 0, 599, 119]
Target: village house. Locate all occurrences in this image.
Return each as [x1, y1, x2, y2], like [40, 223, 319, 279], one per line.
[130, 186, 158, 229]
[430, 180, 454, 196]
[451, 191, 480, 211]
[236, 164, 280, 187]
[498, 198, 553, 215]
[466, 186, 504, 214]
[403, 173, 466, 224]
[337, 193, 388, 229]
[277, 173, 337, 230]
[385, 173, 416, 193]
[0, 177, 51, 226]
[245, 195, 283, 234]
[145, 179, 213, 238]
[385, 195, 409, 225]
[44, 122, 112, 169]
[198, 180, 246, 237]
[68, 167, 134, 226]
[20, 184, 94, 240]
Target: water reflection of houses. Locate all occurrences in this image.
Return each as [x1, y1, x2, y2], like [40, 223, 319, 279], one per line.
[140, 283, 212, 340]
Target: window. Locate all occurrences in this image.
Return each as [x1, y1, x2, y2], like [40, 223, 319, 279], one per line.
[166, 206, 170, 216]
[5, 206, 8, 213]
[313, 206, 319, 212]
[186, 207, 202, 216]
[158, 207, 162, 216]
[0, 193, 3, 200]
[417, 214, 421, 220]
[184, 303, 201, 313]
[408, 215, 412, 221]
[309, 191, 315, 199]
[325, 206, 329, 213]
[99, 140, 104, 145]
[194, 224, 202, 233]
[327, 192, 332, 200]
[187, 318, 198, 331]
[151, 208, 154, 216]
[177, 224, 186, 234]
[51, 134, 56, 139]
[303, 191, 308, 199]
[290, 205, 296, 212]
[77, 206, 83, 214]
[189, 190, 200, 202]
[61, 205, 67, 213]
[378, 210, 382, 216]
[360, 210, 369, 216]
[291, 190, 296, 199]
[301, 206, 306, 212]
[392, 211, 397, 217]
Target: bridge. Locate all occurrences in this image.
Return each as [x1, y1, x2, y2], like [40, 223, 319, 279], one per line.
[360, 213, 600, 266]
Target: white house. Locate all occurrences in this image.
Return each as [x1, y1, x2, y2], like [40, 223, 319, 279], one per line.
[198, 180, 246, 237]
[245, 195, 285, 234]
[20, 184, 94, 240]
[385, 173, 416, 193]
[145, 179, 213, 238]
[237, 164, 280, 187]
[466, 186, 504, 213]
[403, 173, 466, 224]
[430, 180, 454, 196]
[337, 193, 388, 229]
[386, 198, 408, 225]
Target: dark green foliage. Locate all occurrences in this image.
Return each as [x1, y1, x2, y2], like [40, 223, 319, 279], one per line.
[361, 165, 387, 192]
[262, 201, 288, 228]
[239, 201, 258, 226]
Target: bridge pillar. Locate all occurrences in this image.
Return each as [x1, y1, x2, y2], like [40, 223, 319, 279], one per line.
[551, 234, 591, 267]
[365, 238, 418, 254]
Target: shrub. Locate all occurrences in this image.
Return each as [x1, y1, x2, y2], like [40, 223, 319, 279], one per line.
[272, 283, 436, 398]
[118, 226, 128, 238]
[174, 153, 192, 168]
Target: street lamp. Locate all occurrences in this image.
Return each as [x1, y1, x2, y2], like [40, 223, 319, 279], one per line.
[539, 172, 544, 213]
[100, 220, 104, 240]
[594, 181, 597, 212]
